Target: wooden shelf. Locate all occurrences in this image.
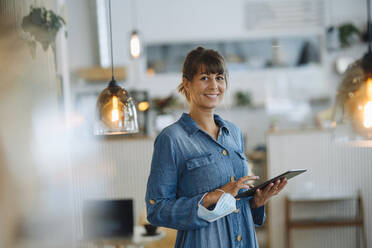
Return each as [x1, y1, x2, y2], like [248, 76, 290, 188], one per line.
[289, 218, 363, 229]
[285, 194, 367, 248]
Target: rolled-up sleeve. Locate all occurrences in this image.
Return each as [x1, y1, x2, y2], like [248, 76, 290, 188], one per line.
[145, 132, 209, 230]
[240, 196, 266, 226]
[250, 203, 266, 226]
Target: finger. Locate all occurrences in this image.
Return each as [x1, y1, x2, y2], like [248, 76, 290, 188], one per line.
[273, 181, 281, 191]
[270, 186, 278, 195]
[277, 180, 288, 193]
[237, 178, 257, 189]
[239, 184, 251, 190]
[278, 179, 287, 190]
[273, 180, 285, 195]
[255, 188, 262, 197]
[263, 183, 274, 195]
[278, 178, 286, 185]
[270, 181, 280, 194]
[239, 182, 255, 187]
[238, 175, 259, 183]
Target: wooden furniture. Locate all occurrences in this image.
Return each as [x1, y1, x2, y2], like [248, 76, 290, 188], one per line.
[76, 66, 126, 82]
[285, 193, 367, 248]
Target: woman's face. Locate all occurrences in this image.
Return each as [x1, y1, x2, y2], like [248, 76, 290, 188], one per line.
[185, 66, 226, 110]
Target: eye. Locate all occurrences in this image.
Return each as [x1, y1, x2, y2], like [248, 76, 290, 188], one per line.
[200, 76, 209, 81]
[216, 75, 225, 81]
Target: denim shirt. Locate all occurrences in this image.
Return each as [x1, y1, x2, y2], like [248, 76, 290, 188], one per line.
[146, 113, 265, 248]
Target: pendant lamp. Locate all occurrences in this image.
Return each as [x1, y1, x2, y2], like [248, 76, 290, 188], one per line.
[331, 0, 372, 143]
[94, 0, 138, 135]
[130, 30, 141, 59]
[129, 0, 142, 59]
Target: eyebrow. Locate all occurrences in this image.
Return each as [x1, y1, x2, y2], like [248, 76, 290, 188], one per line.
[200, 72, 224, 75]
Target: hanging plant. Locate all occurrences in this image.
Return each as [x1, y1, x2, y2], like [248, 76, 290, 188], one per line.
[22, 5, 66, 53]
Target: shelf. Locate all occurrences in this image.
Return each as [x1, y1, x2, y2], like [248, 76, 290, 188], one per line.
[287, 193, 358, 203]
[289, 218, 363, 229]
[146, 37, 322, 74]
[285, 194, 367, 248]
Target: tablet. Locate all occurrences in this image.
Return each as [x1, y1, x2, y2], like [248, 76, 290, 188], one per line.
[235, 169, 307, 198]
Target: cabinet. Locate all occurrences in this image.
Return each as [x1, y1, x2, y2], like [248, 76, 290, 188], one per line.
[285, 193, 367, 248]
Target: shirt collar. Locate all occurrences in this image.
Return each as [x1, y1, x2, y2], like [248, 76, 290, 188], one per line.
[179, 113, 230, 136]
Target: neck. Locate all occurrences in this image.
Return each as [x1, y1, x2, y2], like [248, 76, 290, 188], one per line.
[189, 106, 218, 133]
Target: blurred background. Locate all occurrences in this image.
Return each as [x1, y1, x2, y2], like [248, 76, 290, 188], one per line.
[0, 0, 371, 247]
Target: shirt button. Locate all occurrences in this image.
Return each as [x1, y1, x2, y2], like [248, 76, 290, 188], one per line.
[219, 131, 222, 136]
[234, 208, 240, 213]
[222, 149, 228, 156]
[236, 235, 242, 242]
[230, 176, 236, 182]
[149, 199, 156, 205]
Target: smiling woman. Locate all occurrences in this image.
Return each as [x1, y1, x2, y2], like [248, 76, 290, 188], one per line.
[178, 47, 228, 103]
[145, 47, 287, 248]
[178, 47, 228, 140]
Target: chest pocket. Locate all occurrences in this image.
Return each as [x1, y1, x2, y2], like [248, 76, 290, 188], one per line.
[181, 153, 221, 196]
[186, 153, 214, 170]
[235, 151, 247, 161]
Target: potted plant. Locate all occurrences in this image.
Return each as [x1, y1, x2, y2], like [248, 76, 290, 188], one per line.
[22, 5, 65, 54]
[151, 95, 179, 132]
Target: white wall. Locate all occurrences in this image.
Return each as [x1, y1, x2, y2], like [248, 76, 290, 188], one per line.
[65, 0, 100, 70]
[70, 137, 155, 241]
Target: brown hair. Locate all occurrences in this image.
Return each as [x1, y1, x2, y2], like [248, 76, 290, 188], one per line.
[178, 47, 228, 101]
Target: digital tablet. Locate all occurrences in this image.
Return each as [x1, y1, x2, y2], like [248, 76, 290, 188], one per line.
[235, 169, 307, 198]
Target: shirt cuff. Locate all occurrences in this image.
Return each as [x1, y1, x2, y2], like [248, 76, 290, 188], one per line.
[197, 193, 236, 223]
[251, 204, 266, 226]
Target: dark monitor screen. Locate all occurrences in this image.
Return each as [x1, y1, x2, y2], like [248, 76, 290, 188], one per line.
[83, 199, 134, 239]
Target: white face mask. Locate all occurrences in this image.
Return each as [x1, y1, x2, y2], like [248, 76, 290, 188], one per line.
[197, 193, 237, 223]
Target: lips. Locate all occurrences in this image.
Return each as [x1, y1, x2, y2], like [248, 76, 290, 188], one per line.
[204, 94, 219, 100]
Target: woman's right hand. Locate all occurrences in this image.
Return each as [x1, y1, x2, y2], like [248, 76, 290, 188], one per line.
[220, 175, 259, 197]
[202, 176, 259, 208]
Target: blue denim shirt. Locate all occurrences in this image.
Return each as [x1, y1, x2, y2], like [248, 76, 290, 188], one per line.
[146, 113, 265, 248]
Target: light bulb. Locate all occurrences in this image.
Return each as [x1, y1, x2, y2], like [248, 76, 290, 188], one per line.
[138, 101, 149, 112]
[363, 101, 372, 128]
[363, 78, 372, 128]
[130, 32, 141, 59]
[111, 96, 119, 121]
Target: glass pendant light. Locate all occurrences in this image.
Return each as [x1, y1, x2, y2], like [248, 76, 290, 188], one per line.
[129, 0, 142, 59]
[130, 30, 142, 59]
[94, 0, 138, 135]
[331, 0, 372, 143]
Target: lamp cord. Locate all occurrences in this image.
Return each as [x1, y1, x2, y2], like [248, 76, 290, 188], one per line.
[109, 0, 115, 81]
[132, 0, 137, 30]
[368, 0, 372, 53]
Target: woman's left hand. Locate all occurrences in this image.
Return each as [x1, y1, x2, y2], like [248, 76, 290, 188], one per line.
[251, 178, 287, 208]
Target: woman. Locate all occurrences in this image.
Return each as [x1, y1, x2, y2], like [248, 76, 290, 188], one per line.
[145, 47, 287, 247]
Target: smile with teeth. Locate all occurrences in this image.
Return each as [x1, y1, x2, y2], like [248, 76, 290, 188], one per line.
[204, 94, 219, 99]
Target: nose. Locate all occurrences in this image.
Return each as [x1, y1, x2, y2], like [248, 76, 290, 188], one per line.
[209, 78, 218, 89]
